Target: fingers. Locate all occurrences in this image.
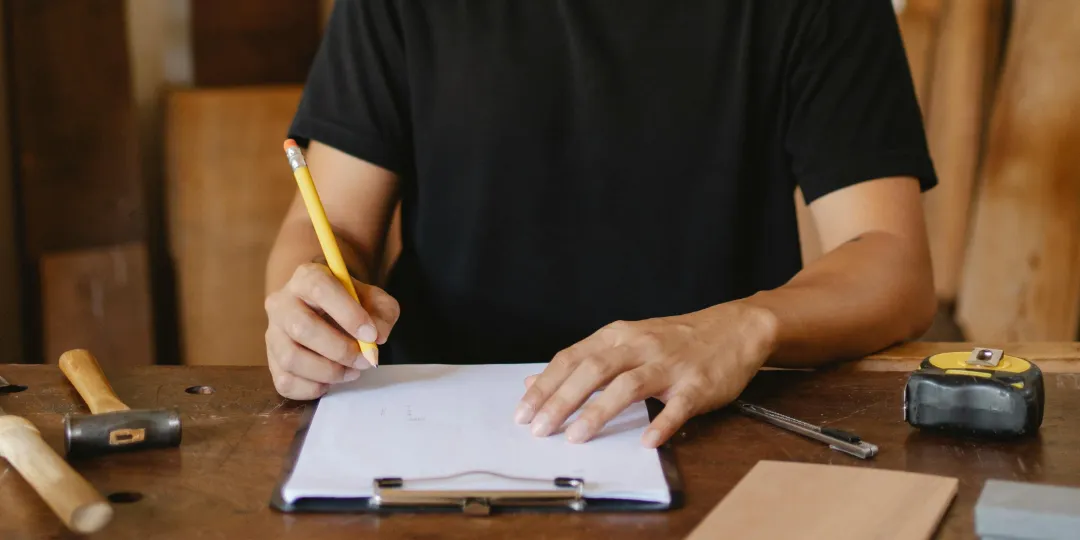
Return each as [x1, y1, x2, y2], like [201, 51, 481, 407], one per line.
[641, 394, 696, 448]
[267, 349, 329, 400]
[264, 262, 400, 399]
[266, 326, 363, 384]
[289, 263, 380, 343]
[527, 349, 638, 438]
[267, 294, 368, 370]
[514, 337, 609, 425]
[564, 365, 669, 443]
[355, 281, 401, 345]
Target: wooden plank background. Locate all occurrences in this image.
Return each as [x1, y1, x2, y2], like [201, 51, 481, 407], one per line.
[956, 0, 1080, 342]
[190, 0, 320, 86]
[0, 0, 22, 363]
[895, 0, 944, 108]
[6, 0, 146, 256]
[0, 0, 1077, 369]
[4, 0, 152, 366]
[39, 244, 154, 367]
[844, 342, 1080, 373]
[165, 87, 303, 365]
[126, 0, 196, 366]
[921, 0, 1002, 303]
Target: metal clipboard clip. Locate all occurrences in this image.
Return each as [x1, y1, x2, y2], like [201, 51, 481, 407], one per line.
[370, 470, 586, 516]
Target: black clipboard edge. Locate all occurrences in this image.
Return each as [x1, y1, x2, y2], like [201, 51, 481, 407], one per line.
[269, 397, 684, 514]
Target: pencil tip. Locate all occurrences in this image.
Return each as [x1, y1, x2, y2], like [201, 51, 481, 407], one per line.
[362, 347, 379, 369]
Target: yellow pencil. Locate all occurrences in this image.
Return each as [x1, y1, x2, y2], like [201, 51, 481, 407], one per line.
[283, 139, 378, 367]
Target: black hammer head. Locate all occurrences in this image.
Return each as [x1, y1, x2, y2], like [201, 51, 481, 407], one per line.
[64, 408, 182, 458]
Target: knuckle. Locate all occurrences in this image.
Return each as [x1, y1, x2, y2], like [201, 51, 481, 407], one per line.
[603, 320, 639, 346]
[273, 372, 294, 396]
[550, 350, 579, 371]
[521, 388, 544, 408]
[329, 363, 345, 380]
[263, 293, 278, 313]
[288, 312, 316, 342]
[308, 279, 330, 305]
[672, 396, 700, 418]
[277, 347, 298, 371]
[680, 381, 707, 401]
[606, 320, 632, 334]
[577, 356, 609, 379]
[615, 371, 647, 396]
[635, 332, 662, 353]
[685, 369, 713, 390]
[296, 263, 328, 290]
[684, 366, 722, 394]
[385, 298, 402, 324]
[297, 262, 323, 278]
[333, 339, 354, 364]
[291, 263, 315, 285]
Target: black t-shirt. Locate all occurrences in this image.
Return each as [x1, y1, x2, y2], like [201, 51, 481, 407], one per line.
[287, 0, 937, 366]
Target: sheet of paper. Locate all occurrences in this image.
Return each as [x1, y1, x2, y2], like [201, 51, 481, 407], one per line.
[281, 363, 671, 504]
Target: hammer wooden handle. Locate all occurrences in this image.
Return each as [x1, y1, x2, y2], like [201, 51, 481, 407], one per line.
[59, 349, 130, 415]
[0, 415, 113, 533]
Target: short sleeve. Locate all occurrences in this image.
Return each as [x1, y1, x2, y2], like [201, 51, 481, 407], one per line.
[287, 0, 411, 174]
[785, 0, 937, 204]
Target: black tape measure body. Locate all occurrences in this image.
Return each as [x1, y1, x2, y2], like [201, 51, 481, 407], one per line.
[903, 350, 1044, 437]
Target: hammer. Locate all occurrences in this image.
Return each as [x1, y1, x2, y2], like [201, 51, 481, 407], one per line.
[59, 349, 182, 458]
[0, 401, 113, 533]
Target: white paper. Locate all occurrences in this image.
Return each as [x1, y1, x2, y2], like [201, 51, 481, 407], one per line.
[281, 363, 671, 505]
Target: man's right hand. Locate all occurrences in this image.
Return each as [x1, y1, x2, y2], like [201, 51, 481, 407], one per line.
[264, 262, 401, 400]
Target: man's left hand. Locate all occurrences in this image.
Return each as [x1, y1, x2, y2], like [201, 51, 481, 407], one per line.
[514, 301, 779, 448]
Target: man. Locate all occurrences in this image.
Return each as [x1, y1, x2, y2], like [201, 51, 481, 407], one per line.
[264, 0, 938, 449]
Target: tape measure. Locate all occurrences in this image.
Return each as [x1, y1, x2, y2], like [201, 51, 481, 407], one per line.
[903, 347, 1044, 437]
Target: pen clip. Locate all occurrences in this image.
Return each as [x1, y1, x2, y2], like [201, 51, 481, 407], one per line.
[821, 427, 861, 443]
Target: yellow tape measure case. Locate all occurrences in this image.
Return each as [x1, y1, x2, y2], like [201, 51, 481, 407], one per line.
[903, 348, 1044, 437]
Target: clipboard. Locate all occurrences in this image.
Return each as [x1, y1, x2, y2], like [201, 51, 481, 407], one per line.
[270, 398, 684, 515]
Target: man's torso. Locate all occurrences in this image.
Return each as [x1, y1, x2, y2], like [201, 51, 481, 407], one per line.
[379, 1, 810, 364]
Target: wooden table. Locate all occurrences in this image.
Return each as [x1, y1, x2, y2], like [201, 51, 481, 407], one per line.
[1, 344, 1079, 539]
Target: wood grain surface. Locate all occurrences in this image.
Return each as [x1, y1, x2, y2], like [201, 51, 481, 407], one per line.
[1, 349, 1078, 539]
[6, 0, 145, 255]
[166, 87, 302, 366]
[685, 461, 958, 540]
[956, 1, 1080, 342]
[922, 0, 1002, 303]
[840, 342, 1080, 373]
[191, 0, 320, 86]
[39, 244, 155, 368]
[0, 0, 22, 363]
[896, 0, 944, 109]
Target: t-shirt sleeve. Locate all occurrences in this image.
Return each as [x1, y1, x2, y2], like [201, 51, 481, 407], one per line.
[287, 0, 411, 174]
[785, 0, 938, 204]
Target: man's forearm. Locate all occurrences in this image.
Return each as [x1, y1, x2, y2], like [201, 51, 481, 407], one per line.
[737, 230, 937, 368]
[265, 217, 378, 295]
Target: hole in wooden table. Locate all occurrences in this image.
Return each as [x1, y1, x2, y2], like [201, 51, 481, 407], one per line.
[107, 492, 143, 504]
[0, 384, 28, 394]
[185, 385, 215, 395]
